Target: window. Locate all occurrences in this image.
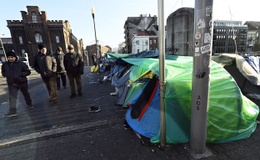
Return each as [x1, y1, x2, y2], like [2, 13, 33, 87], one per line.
[145, 40, 148, 46]
[135, 40, 139, 45]
[31, 12, 37, 23]
[34, 33, 43, 43]
[18, 36, 23, 44]
[55, 35, 60, 43]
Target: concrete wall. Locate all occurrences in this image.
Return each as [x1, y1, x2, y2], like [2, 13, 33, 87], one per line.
[166, 7, 194, 56]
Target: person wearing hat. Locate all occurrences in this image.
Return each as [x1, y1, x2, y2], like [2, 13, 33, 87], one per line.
[64, 44, 84, 98]
[1, 51, 33, 117]
[53, 46, 67, 90]
[33, 43, 58, 104]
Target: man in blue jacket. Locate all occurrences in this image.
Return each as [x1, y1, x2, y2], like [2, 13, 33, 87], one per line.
[1, 51, 33, 117]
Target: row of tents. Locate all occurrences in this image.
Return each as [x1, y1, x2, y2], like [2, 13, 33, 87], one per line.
[104, 50, 259, 144]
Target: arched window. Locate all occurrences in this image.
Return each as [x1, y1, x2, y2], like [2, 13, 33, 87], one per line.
[55, 35, 60, 43]
[18, 36, 23, 44]
[34, 33, 43, 43]
[31, 12, 37, 23]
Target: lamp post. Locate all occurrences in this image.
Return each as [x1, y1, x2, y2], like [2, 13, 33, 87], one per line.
[91, 6, 100, 71]
[0, 34, 7, 62]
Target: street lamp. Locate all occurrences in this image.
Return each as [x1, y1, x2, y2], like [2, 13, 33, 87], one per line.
[0, 34, 7, 62]
[91, 6, 100, 71]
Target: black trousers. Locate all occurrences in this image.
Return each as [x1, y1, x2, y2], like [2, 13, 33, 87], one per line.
[57, 72, 67, 88]
[67, 72, 82, 95]
[8, 83, 32, 112]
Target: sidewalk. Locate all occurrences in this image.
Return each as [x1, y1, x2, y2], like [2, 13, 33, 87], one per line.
[0, 66, 119, 139]
[0, 66, 259, 159]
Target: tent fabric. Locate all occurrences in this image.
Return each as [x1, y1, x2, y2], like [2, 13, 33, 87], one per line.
[123, 55, 259, 144]
[126, 83, 160, 138]
[236, 55, 260, 86]
[246, 56, 260, 74]
[130, 77, 158, 120]
[213, 54, 260, 103]
[212, 54, 260, 86]
[115, 70, 131, 106]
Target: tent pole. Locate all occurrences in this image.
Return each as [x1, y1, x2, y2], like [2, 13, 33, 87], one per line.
[190, 0, 214, 154]
[158, 0, 166, 147]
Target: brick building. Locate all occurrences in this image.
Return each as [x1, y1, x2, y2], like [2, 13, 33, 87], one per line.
[124, 14, 158, 53]
[86, 44, 111, 66]
[7, 6, 83, 66]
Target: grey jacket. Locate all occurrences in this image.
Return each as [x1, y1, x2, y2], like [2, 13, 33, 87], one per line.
[33, 51, 57, 79]
[53, 52, 66, 73]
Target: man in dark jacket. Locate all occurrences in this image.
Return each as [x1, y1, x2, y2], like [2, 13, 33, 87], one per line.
[64, 44, 84, 98]
[1, 51, 33, 117]
[54, 46, 67, 90]
[33, 43, 58, 104]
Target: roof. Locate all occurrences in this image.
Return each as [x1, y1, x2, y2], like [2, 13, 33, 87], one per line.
[244, 21, 260, 30]
[1, 38, 13, 44]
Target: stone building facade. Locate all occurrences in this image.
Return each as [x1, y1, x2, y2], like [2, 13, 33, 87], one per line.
[166, 8, 248, 56]
[213, 20, 247, 55]
[7, 6, 83, 66]
[244, 21, 260, 52]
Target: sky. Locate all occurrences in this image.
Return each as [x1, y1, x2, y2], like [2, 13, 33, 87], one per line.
[0, 0, 259, 49]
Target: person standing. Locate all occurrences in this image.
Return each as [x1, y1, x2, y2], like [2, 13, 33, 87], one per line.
[53, 46, 67, 90]
[33, 43, 58, 104]
[1, 51, 33, 117]
[64, 44, 84, 98]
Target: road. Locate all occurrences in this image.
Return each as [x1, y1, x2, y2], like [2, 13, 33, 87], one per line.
[0, 67, 259, 160]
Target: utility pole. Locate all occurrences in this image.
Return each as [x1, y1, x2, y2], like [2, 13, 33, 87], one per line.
[190, 0, 213, 157]
[91, 7, 100, 72]
[0, 35, 7, 62]
[158, 0, 166, 147]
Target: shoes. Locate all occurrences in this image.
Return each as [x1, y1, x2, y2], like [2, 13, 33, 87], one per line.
[70, 94, 76, 99]
[110, 91, 118, 96]
[52, 101, 57, 104]
[110, 87, 118, 96]
[63, 86, 67, 89]
[27, 105, 34, 109]
[3, 111, 17, 118]
[88, 106, 101, 113]
[49, 99, 57, 104]
[78, 92, 82, 96]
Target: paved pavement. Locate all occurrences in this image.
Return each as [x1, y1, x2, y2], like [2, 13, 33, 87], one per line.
[0, 66, 259, 160]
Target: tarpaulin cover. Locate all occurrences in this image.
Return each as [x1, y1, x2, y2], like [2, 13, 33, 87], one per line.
[123, 55, 259, 144]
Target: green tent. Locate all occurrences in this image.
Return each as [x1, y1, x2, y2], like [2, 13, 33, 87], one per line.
[122, 55, 259, 143]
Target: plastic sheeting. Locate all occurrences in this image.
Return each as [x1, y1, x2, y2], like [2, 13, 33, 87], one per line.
[212, 54, 260, 86]
[123, 55, 259, 144]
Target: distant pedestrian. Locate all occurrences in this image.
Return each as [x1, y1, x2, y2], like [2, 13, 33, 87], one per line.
[33, 43, 58, 104]
[54, 46, 67, 90]
[1, 51, 33, 118]
[64, 44, 84, 98]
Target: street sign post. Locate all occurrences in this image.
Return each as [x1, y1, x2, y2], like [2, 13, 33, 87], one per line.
[190, 0, 214, 156]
